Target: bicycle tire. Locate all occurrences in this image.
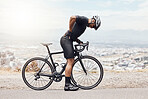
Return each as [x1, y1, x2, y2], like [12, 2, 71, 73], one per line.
[71, 55, 103, 90]
[22, 57, 54, 90]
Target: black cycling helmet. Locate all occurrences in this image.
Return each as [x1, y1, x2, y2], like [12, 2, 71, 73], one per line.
[92, 15, 101, 30]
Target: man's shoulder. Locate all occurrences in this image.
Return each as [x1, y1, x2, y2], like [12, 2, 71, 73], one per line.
[75, 15, 88, 24]
[76, 15, 88, 19]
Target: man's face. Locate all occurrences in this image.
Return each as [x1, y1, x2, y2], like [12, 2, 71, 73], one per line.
[89, 23, 95, 28]
[89, 19, 95, 28]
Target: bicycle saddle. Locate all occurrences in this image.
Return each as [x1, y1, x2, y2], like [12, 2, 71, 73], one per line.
[41, 43, 52, 46]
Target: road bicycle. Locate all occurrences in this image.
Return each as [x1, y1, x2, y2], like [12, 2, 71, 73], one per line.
[22, 41, 104, 90]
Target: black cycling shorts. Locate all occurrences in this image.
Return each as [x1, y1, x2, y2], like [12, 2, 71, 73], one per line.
[60, 35, 74, 59]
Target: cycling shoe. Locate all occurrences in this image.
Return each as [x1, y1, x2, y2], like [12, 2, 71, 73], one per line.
[64, 83, 79, 91]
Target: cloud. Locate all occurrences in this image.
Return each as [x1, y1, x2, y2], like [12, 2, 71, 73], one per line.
[96, 1, 113, 8]
[120, 0, 136, 3]
[139, 0, 148, 8]
[100, 10, 148, 31]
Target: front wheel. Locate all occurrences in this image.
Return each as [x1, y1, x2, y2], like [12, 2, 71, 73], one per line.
[71, 55, 103, 90]
[22, 57, 54, 90]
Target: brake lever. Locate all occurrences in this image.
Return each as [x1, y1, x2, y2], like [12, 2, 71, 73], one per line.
[75, 42, 89, 51]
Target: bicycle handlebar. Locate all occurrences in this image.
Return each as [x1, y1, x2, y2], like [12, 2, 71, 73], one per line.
[74, 41, 89, 52]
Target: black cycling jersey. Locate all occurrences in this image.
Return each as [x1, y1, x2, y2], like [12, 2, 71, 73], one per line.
[60, 15, 88, 59]
[70, 15, 88, 41]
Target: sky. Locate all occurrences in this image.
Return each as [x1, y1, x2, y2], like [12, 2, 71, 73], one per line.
[0, 0, 148, 44]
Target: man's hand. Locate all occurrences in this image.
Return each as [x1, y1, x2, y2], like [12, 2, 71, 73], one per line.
[80, 42, 83, 45]
[76, 38, 83, 44]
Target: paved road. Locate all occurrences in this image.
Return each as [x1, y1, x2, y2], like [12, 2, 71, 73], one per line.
[0, 88, 147, 99]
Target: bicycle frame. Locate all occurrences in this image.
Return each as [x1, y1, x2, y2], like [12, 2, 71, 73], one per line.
[46, 45, 64, 69]
[38, 43, 88, 78]
[38, 45, 65, 75]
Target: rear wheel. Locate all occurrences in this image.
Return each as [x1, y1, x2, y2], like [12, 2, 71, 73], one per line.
[71, 55, 103, 90]
[22, 57, 54, 90]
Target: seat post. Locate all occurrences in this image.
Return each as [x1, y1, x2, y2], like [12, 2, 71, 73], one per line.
[45, 45, 55, 68]
[45, 45, 51, 55]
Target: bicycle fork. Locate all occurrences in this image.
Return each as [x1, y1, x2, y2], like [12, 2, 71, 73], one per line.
[78, 58, 87, 75]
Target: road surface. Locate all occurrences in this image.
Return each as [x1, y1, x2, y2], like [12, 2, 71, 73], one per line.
[0, 88, 147, 99]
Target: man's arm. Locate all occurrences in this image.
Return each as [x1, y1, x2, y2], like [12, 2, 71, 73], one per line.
[69, 16, 76, 32]
[76, 38, 83, 44]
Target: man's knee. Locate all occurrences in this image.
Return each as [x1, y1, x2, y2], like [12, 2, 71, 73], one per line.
[67, 58, 74, 65]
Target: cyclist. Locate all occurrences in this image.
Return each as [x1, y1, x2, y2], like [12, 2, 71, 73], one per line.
[60, 15, 101, 91]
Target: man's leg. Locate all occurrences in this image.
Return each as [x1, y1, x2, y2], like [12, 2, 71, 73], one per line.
[65, 58, 74, 86]
[65, 58, 74, 77]
[64, 58, 79, 91]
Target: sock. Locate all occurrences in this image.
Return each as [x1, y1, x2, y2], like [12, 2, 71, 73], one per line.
[65, 77, 71, 86]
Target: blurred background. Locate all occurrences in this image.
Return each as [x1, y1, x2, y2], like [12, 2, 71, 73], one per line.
[0, 0, 148, 44]
[0, 0, 148, 91]
[0, 0, 148, 71]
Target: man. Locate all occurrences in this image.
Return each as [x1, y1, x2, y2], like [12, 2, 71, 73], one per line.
[60, 15, 101, 91]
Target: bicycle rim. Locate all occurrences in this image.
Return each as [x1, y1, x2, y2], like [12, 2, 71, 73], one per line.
[71, 55, 103, 90]
[22, 57, 54, 90]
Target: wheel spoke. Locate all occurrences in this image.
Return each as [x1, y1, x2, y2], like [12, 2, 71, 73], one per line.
[40, 78, 44, 87]
[77, 75, 85, 85]
[74, 62, 83, 71]
[89, 73, 98, 83]
[30, 79, 35, 85]
[87, 60, 92, 69]
[40, 77, 49, 82]
[27, 75, 35, 82]
[26, 74, 34, 80]
[75, 73, 84, 82]
[40, 77, 48, 84]
[42, 65, 49, 71]
[88, 74, 93, 85]
[88, 61, 96, 71]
